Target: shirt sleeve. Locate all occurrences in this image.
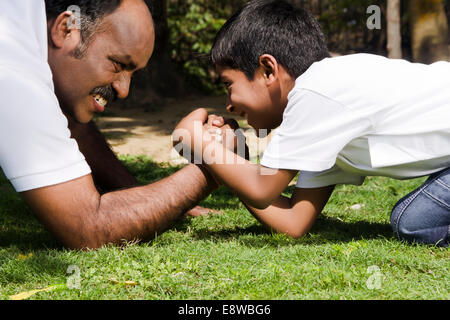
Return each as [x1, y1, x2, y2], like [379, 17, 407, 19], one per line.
[296, 166, 366, 189]
[0, 68, 91, 192]
[260, 88, 373, 172]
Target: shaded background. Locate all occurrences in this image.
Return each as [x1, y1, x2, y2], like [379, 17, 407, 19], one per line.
[120, 0, 450, 109]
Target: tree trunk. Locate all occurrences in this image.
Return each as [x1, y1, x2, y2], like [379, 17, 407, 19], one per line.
[387, 0, 402, 58]
[409, 0, 449, 63]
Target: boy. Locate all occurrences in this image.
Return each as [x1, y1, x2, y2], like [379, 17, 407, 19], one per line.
[173, 0, 450, 247]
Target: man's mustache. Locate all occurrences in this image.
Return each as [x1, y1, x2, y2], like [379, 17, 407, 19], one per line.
[90, 86, 117, 102]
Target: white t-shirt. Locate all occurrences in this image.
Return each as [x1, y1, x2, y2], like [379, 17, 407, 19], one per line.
[261, 54, 450, 188]
[0, 0, 91, 192]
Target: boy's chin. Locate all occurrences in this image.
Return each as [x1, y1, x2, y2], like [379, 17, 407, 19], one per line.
[255, 128, 272, 138]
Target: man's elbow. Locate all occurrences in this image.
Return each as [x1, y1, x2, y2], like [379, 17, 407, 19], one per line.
[55, 216, 108, 250]
[60, 229, 105, 251]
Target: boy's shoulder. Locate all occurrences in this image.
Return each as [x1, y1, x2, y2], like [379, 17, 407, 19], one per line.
[288, 54, 382, 99]
[290, 53, 449, 100]
[296, 53, 388, 83]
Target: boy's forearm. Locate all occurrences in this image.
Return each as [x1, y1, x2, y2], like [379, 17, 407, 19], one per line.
[243, 185, 335, 239]
[243, 196, 316, 239]
[202, 142, 296, 209]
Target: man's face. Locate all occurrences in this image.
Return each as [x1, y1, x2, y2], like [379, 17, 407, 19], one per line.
[217, 66, 283, 134]
[49, 0, 155, 123]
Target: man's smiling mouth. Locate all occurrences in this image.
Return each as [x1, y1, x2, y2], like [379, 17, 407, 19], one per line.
[92, 94, 108, 112]
[93, 94, 108, 107]
[90, 85, 115, 113]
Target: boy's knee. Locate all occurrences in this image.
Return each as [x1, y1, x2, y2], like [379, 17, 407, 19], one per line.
[391, 202, 449, 247]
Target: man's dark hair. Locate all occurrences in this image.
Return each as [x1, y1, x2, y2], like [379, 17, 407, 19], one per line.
[45, 0, 123, 57]
[210, 0, 330, 79]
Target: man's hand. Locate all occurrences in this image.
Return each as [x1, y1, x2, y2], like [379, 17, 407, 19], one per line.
[186, 205, 222, 217]
[173, 108, 209, 157]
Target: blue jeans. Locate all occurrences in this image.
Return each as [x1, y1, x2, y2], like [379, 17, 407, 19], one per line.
[391, 167, 450, 247]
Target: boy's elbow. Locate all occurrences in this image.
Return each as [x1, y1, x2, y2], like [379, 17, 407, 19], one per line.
[285, 223, 313, 239]
[288, 230, 307, 240]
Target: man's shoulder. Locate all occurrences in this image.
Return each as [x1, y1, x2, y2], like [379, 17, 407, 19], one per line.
[0, 66, 57, 106]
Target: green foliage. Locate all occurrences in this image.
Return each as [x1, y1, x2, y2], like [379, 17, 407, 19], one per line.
[167, 0, 246, 94]
[317, 0, 386, 53]
[166, 0, 390, 94]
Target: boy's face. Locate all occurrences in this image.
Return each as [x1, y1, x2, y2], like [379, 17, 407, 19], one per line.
[217, 66, 284, 134]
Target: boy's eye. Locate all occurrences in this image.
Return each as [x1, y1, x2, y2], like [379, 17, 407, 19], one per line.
[223, 82, 232, 88]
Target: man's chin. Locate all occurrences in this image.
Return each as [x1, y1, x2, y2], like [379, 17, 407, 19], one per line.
[75, 113, 94, 124]
[63, 108, 94, 124]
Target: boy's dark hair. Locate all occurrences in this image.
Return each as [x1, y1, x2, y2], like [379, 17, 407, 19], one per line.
[210, 0, 329, 79]
[44, 0, 123, 57]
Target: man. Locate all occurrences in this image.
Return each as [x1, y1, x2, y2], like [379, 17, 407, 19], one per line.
[0, 0, 220, 249]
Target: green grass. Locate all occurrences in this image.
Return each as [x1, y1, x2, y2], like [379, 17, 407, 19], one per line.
[0, 155, 448, 300]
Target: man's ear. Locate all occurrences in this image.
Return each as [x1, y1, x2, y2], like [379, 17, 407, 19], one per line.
[49, 11, 81, 50]
[258, 54, 279, 85]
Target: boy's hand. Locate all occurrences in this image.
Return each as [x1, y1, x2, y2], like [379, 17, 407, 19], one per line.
[206, 115, 250, 161]
[172, 109, 249, 161]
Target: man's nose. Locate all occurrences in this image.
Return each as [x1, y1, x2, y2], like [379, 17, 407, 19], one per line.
[112, 73, 131, 99]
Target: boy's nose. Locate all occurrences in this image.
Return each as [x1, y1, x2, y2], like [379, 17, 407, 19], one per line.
[226, 105, 236, 113]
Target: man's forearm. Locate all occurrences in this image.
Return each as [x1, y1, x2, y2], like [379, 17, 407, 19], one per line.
[80, 164, 216, 248]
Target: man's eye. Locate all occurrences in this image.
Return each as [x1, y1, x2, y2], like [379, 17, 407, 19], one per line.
[112, 60, 125, 72]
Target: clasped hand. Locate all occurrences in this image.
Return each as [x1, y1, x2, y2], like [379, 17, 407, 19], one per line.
[173, 108, 249, 161]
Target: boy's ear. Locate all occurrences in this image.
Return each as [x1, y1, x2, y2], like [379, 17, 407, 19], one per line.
[48, 11, 81, 50]
[258, 54, 279, 85]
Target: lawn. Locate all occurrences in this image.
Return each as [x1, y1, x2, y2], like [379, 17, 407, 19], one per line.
[0, 155, 448, 300]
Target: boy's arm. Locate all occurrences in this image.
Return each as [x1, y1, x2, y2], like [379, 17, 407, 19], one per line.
[203, 142, 297, 209]
[173, 108, 293, 208]
[243, 186, 335, 238]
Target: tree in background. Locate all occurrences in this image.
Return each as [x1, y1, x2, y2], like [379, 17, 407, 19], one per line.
[167, 0, 240, 94]
[409, 0, 449, 63]
[387, 0, 402, 58]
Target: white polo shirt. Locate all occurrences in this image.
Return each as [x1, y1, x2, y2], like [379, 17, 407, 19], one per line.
[261, 54, 450, 188]
[0, 0, 91, 192]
